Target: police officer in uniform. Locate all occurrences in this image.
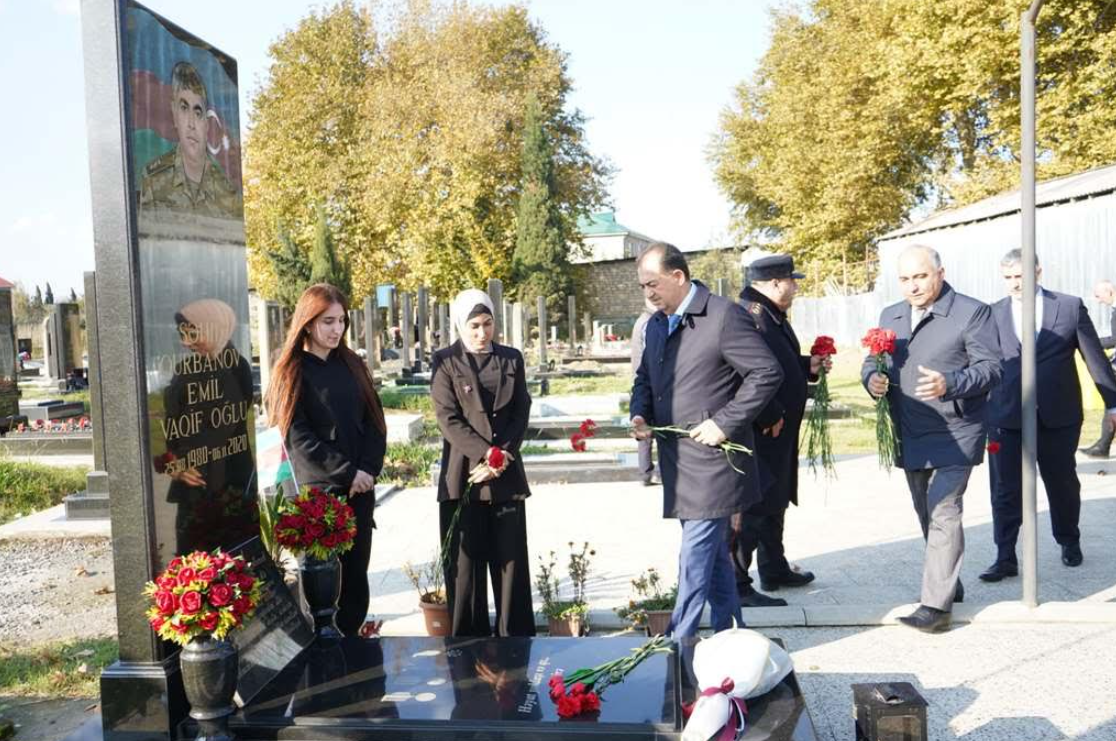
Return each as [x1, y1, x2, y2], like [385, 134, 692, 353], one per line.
[731, 255, 825, 607]
[139, 61, 242, 219]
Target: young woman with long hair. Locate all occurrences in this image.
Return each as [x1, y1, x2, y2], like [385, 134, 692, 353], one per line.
[431, 288, 534, 637]
[264, 283, 387, 637]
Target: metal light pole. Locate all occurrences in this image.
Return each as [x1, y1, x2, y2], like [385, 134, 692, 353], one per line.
[1020, 0, 1046, 608]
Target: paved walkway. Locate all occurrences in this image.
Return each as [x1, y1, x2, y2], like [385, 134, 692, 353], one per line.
[368, 451, 1116, 633]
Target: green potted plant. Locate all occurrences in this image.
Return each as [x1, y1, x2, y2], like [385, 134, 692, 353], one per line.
[536, 542, 595, 637]
[402, 556, 449, 636]
[615, 567, 677, 636]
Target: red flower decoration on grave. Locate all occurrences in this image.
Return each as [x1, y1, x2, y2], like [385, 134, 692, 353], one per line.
[143, 548, 261, 647]
[274, 486, 357, 560]
[570, 432, 587, 452]
[548, 636, 669, 718]
[987, 441, 1001, 454]
[579, 419, 598, 437]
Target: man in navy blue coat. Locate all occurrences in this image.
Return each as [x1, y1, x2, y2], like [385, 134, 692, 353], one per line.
[630, 243, 783, 638]
[981, 251, 1116, 581]
[862, 245, 1001, 632]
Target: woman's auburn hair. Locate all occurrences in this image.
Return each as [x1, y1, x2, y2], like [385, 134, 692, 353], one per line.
[264, 283, 386, 438]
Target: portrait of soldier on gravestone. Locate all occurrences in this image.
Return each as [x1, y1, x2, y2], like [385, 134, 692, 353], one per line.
[138, 61, 242, 219]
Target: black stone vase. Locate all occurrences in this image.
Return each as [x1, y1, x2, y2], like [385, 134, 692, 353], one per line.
[300, 554, 343, 640]
[179, 635, 238, 741]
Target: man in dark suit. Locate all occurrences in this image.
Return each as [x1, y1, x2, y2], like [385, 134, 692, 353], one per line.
[631, 243, 782, 638]
[863, 245, 1001, 632]
[1080, 279, 1116, 458]
[731, 255, 826, 607]
[982, 253, 1116, 581]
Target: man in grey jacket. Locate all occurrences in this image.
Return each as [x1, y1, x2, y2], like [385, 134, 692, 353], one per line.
[630, 299, 659, 485]
[1080, 279, 1116, 458]
[862, 245, 1001, 632]
[631, 243, 782, 637]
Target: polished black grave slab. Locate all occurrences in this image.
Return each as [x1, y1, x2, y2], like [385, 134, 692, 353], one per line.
[183, 636, 815, 741]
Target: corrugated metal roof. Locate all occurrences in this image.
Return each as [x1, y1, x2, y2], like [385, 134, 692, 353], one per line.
[881, 162, 1116, 240]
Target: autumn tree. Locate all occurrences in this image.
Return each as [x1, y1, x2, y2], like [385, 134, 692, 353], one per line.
[265, 226, 312, 310]
[246, 0, 610, 302]
[309, 204, 352, 296]
[710, 0, 1116, 283]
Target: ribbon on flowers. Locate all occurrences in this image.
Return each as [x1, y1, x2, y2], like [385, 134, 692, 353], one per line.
[682, 677, 747, 741]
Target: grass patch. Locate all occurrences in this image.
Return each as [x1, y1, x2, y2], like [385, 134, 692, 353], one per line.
[378, 388, 434, 415]
[519, 444, 559, 456]
[0, 460, 89, 524]
[380, 442, 440, 487]
[546, 373, 632, 396]
[0, 638, 117, 698]
[16, 390, 91, 415]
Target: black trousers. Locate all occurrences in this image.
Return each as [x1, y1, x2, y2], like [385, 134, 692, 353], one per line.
[731, 508, 790, 589]
[336, 492, 375, 636]
[988, 423, 1082, 564]
[440, 499, 536, 637]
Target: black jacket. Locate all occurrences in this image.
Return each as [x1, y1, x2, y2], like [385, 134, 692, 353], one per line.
[741, 286, 813, 511]
[431, 341, 531, 503]
[286, 350, 386, 492]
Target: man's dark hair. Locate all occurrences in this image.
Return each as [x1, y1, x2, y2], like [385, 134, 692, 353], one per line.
[171, 61, 207, 104]
[638, 241, 690, 280]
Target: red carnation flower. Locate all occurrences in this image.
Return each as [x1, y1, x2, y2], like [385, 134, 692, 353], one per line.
[486, 446, 506, 469]
[569, 682, 587, 696]
[987, 441, 1001, 454]
[556, 693, 583, 718]
[811, 336, 837, 357]
[570, 432, 587, 452]
[579, 691, 601, 713]
[861, 327, 897, 356]
[579, 419, 598, 437]
[179, 590, 203, 615]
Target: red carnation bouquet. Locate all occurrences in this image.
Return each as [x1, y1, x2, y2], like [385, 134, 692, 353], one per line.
[548, 636, 670, 718]
[570, 419, 598, 452]
[274, 486, 358, 560]
[861, 327, 900, 471]
[440, 446, 507, 571]
[144, 548, 263, 647]
[805, 336, 838, 478]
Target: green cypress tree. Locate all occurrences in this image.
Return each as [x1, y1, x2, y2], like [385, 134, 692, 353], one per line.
[512, 93, 571, 313]
[309, 203, 351, 297]
[265, 224, 312, 310]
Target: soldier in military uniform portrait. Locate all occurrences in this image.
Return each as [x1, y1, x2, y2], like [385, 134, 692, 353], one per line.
[138, 61, 242, 218]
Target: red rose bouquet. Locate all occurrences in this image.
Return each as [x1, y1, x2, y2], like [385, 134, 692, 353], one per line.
[804, 336, 838, 478]
[274, 486, 357, 560]
[548, 635, 670, 718]
[440, 446, 507, 571]
[144, 548, 263, 647]
[861, 327, 900, 471]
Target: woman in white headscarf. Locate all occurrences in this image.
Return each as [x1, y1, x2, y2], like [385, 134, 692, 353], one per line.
[431, 288, 534, 637]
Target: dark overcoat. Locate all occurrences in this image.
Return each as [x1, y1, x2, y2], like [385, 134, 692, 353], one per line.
[987, 290, 1116, 430]
[431, 341, 531, 503]
[860, 282, 1001, 470]
[741, 287, 812, 512]
[630, 282, 783, 520]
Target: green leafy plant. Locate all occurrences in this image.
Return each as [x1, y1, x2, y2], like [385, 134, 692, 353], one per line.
[535, 542, 595, 621]
[615, 568, 677, 627]
[0, 460, 88, 525]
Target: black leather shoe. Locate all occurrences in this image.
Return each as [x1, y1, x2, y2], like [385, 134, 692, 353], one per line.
[738, 587, 788, 608]
[1079, 442, 1111, 458]
[642, 473, 662, 487]
[954, 581, 964, 604]
[1062, 543, 1083, 567]
[897, 605, 951, 633]
[978, 561, 1019, 582]
[760, 569, 815, 591]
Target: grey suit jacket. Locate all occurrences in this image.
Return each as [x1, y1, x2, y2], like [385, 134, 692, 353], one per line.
[860, 283, 1001, 470]
[630, 282, 783, 519]
[987, 290, 1116, 430]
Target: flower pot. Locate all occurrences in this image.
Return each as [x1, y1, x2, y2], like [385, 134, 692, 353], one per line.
[179, 635, 238, 741]
[644, 610, 672, 637]
[420, 600, 451, 636]
[547, 614, 585, 637]
[300, 555, 343, 640]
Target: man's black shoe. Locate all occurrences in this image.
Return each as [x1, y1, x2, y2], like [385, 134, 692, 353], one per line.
[642, 473, 662, 487]
[1079, 443, 1110, 458]
[1062, 542, 1083, 567]
[760, 569, 815, 591]
[954, 581, 964, 604]
[978, 561, 1019, 582]
[738, 587, 787, 608]
[897, 605, 951, 633]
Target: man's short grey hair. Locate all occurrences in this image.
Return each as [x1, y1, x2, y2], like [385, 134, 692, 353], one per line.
[901, 244, 941, 269]
[637, 242, 691, 280]
[1001, 248, 1039, 268]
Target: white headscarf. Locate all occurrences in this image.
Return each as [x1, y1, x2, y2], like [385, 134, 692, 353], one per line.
[450, 289, 495, 343]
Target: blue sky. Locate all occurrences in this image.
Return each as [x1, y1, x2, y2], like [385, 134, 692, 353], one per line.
[0, 0, 776, 295]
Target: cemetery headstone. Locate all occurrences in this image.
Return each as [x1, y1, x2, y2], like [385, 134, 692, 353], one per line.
[363, 295, 379, 370]
[436, 302, 448, 350]
[401, 291, 414, 370]
[416, 286, 429, 371]
[567, 294, 577, 348]
[511, 302, 525, 350]
[82, 3, 311, 738]
[0, 279, 17, 429]
[536, 296, 548, 371]
[487, 278, 504, 343]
